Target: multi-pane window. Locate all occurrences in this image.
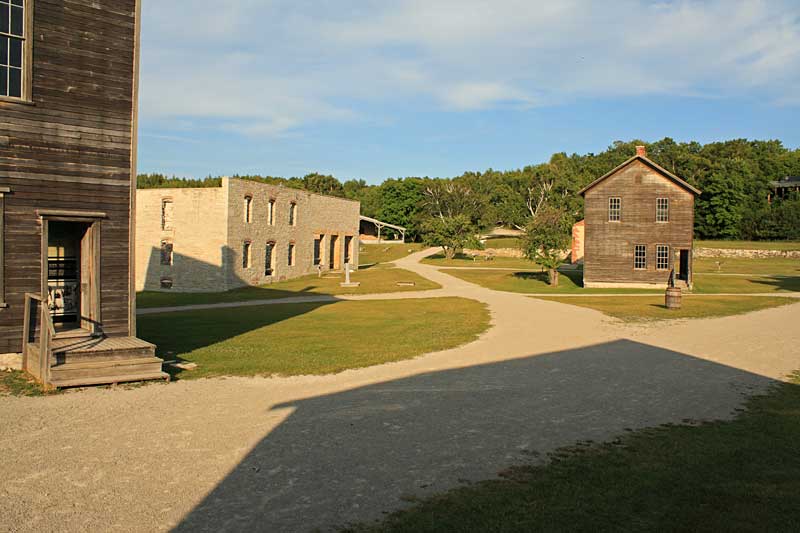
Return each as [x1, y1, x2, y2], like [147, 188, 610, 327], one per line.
[160, 240, 173, 266]
[242, 241, 252, 269]
[244, 196, 253, 223]
[267, 199, 275, 225]
[608, 197, 621, 222]
[264, 242, 275, 275]
[0, 0, 25, 99]
[656, 245, 669, 270]
[287, 243, 295, 266]
[656, 198, 669, 222]
[161, 199, 174, 230]
[289, 202, 297, 226]
[313, 236, 321, 266]
[634, 245, 647, 270]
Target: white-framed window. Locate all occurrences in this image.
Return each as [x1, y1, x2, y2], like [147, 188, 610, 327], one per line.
[244, 196, 253, 223]
[267, 198, 275, 226]
[656, 245, 669, 270]
[656, 198, 669, 222]
[289, 202, 297, 226]
[634, 244, 647, 270]
[0, 0, 28, 100]
[160, 240, 173, 266]
[264, 241, 275, 275]
[287, 243, 295, 266]
[608, 197, 621, 222]
[242, 241, 252, 269]
[161, 199, 174, 231]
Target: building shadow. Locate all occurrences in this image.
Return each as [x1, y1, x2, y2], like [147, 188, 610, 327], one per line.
[174, 339, 779, 532]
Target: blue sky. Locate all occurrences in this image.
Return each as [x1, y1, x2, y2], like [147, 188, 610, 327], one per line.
[137, 0, 800, 184]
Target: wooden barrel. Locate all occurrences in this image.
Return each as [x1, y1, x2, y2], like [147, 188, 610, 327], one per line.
[665, 287, 682, 310]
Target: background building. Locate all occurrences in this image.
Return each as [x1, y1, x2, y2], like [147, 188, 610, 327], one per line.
[136, 178, 360, 292]
[579, 146, 701, 289]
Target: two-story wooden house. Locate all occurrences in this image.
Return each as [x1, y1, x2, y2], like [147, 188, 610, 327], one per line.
[579, 146, 701, 289]
[0, 0, 166, 387]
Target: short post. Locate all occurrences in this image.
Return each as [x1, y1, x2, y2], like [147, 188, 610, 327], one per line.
[339, 263, 361, 288]
[665, 268, 682, 310]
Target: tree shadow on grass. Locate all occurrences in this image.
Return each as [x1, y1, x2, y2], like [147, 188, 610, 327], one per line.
[749, 275, 800, 292]
[174, 339, 781, 532]
[512, 269, 583, 286]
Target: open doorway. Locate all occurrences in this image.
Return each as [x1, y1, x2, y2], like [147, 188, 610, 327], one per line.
[678, 249, 690, 283]
[45, 220, 101, 334]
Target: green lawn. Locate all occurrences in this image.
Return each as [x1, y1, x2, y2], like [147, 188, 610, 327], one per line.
[696, 240, 800, 251]
[422, 253, 541, 270]
[138, 298, 489, 379]
[137, 266, 440, 309]
[440, 268, 663, 294]
[483, 237, 521, 249]
[695, 257, 800, 275]
[347, 374, 800, 532]
[535, 295, 797, 321]
[694, 274, 800, 293]
[359, 243, 426, 266]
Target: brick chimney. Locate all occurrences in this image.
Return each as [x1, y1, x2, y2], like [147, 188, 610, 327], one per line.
[636, 145, 647, 157]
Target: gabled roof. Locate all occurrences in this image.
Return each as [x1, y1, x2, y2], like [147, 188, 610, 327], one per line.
[360, 215, 406, 232]
[578, 155, 702, 196]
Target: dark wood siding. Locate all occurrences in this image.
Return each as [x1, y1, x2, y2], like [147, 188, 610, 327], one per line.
[0, 0, 137, 353]
[583, 160, 695, 285]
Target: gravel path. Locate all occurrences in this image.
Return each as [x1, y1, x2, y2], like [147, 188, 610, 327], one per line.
[2, 248, 799, 532]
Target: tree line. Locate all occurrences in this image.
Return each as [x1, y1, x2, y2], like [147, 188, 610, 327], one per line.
[139, 137, 800, 241]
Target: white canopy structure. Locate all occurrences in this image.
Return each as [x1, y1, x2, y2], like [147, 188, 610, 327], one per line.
[359, 216, 406, 244]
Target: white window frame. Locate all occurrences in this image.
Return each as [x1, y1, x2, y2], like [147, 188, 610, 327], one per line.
[608, 197, 621, 222]
[634, 244, 647, 270]
[656, 198, 669, 223]
[656, 245, 669, 271]
[0, 0, 33, 102]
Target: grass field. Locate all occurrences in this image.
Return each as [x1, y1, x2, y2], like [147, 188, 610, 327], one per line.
[693, 274, 800, 293]
[422, 253, 541, 270]
[440, 268, 663, 294]
[696, 240, 800, 251]
[359, 243, 425, 266]
[138, 298, 490, 379]
[483, 237, 521, 249]
[694, 257, 800, 275]
[347, 374, 800, 532]
[137, 266, 440, 309]
[535, 295, 797, 321]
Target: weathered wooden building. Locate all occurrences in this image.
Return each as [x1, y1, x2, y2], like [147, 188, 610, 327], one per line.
[579, 146, 701, 289]
[0, 0, 166, 386]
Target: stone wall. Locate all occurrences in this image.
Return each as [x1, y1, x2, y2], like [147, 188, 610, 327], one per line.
[136, 179, 361, 293]
[135, 188, 228, 292]
[694, 247, 800, 259]
[226, 178, 360, 289]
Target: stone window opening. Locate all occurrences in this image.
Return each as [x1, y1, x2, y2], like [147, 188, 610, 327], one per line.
[160, 239, 173, 266]
[608, 197, 621, 222]
[267, 198, 275, 226]
[289, 202, 297, 226]
[244, 195, 253, 223]
[656, 198, 669, 222]
[287, 242, 296, 266]
[161, 198, 174, 231]
[313, 235, 321, 266]
[243, 241, 252, 269]
[265, 241, 275, 276]
[634, 244, 647, 270]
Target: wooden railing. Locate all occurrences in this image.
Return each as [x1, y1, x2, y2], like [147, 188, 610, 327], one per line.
[21, 293, 56, 386]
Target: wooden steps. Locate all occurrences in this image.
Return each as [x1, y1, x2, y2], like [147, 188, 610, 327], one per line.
[47, 335, 168, 388]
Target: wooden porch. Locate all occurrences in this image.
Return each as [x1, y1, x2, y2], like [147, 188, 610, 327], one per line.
[22, 294, 168, 389]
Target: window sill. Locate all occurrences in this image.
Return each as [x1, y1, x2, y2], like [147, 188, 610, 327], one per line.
[0, 96, 35, 106]
[0, 302, 8, 309]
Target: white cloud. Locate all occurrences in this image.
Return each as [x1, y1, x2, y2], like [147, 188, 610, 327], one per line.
[139, 0, 800, 136]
